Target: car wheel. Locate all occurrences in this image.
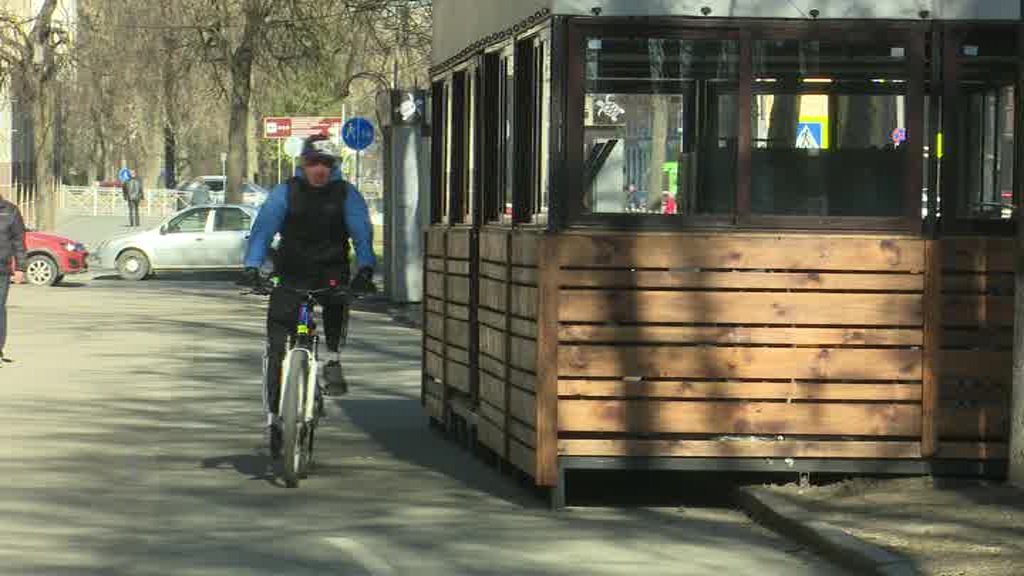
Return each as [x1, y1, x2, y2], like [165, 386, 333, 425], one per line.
[116, 249, 151, 281]
[25, 255, 59, 286]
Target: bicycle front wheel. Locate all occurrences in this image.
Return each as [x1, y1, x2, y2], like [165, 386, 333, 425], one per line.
[281, 350, 309, 488]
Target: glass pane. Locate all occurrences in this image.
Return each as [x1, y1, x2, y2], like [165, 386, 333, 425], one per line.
[215, 208, 251, 232]
[168, 209, 209, 233]
[956, 85, 1015, 220]
[502, 54, 515, 218]
[751, 40, 908, 217]
[583, 37, 738, 215]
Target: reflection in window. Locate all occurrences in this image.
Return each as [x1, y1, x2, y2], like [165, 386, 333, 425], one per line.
[214, 208, 251, 232]
[954, 32, 1016, 221]
[167, 209, 210, 233]
[583, 37, 738, 215]
[751, 40, 908, 217]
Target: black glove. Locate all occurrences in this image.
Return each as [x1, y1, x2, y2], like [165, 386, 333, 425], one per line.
[237, 267, 261, 289]
[350, 267, 376, 294]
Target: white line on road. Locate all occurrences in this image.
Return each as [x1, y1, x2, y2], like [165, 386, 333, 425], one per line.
[325, 537, 396, 575]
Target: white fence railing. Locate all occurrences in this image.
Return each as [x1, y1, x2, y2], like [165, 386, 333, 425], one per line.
[59, 186, 192, 217]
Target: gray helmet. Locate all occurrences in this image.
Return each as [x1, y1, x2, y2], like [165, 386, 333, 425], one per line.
[300, 135, 341, 164]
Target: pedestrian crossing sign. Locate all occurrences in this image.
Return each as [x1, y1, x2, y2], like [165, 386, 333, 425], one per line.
[796, 122, 823, 149]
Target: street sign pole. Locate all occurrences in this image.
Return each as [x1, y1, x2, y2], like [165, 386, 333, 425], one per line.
[356, 150, 361, 190]
[277, 139, 283, 184]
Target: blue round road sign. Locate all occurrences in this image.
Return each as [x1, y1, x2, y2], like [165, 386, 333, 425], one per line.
[342, 117, 375, 151]
[118, 167, 132, 183]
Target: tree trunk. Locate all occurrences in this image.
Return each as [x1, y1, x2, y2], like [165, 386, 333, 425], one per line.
[224, 2, 262, 204]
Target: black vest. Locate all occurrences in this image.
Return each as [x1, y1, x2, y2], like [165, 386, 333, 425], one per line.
[275, 177, 350, 285]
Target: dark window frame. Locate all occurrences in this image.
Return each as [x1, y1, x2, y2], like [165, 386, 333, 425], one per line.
[429, 78, 448, 224]
[565, 18, 929, 233]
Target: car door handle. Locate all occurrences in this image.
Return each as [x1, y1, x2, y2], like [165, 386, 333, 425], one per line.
[195, 238, 204, 242]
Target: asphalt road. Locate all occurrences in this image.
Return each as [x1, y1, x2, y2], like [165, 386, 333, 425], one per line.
[1, 274, 848, 575]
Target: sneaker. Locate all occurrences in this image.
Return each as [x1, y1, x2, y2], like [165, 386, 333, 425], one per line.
[266, 423, 282, 459]
[323, 361, 347, 395]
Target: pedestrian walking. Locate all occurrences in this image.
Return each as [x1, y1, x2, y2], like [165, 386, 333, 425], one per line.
[0, 192, 26, 364]
[122, 170, 144, 227]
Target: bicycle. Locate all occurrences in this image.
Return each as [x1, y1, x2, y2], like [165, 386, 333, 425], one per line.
[246, 280, 353, 488]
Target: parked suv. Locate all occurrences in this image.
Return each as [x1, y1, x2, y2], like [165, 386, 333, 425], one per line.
[24, 231, 90, 286]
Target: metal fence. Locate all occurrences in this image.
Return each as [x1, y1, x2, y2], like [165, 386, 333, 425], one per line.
[58, 186, 191, 217]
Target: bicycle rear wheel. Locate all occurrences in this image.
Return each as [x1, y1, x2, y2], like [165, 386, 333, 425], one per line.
[281, 350, 309, 488]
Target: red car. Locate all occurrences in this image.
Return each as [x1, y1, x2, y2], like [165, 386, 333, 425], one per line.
[23, 231, 90, 286]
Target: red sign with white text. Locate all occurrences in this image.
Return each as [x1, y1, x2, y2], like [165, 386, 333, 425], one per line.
[263, 117, 343, 139]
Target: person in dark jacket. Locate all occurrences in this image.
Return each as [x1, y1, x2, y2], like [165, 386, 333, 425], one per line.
[0, 194, 26, 364]
[122, 170, 144, 227]
[240, 134, 376, 456]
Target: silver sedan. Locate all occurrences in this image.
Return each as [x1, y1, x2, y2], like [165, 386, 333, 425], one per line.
[93, 204, 261, 281]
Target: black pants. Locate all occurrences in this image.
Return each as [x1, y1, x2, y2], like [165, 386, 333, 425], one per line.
[264, 286, 349, 415]
[127, 200, 141, 226]
[0, 273, 9, 354]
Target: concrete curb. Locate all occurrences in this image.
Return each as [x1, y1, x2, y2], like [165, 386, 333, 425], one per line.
[736, 486, 919, 576]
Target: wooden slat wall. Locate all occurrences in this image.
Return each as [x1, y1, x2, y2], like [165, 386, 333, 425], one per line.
[474, 228, 542, 477]
[423, 228, 447, 421]
[555, 233, 929, 460]
[936, 237, 1013, 461]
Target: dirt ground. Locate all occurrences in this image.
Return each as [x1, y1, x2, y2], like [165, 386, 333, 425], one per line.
[765, 477, 1024, 576]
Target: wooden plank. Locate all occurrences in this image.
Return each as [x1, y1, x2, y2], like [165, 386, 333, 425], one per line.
[943, 328, 1013, 349]
[445, 318, 470, 350]
[427, 258, 446, 273]
[480, 278, 507, 312]
[424, 394, 445, 422]
[557, 380, 923, 402]
[480, 229, 509, 262]
[510, 337, 538, 374]
[426, 272, 445, 298]
[446, 360, 471, 394]
[509, 419, 536, 449]
[480, 262, 508, 281]
[942, 237, 1015, 273]
[510, 318, 538, 340]
[479, 354, 505, 381]
[424, 376, 444, 400]
[447, 228, 472, 259]
[943, 295, 1013, 327]
[560, 346, 923, 381]
[479, 325, 506, 362]
[448, 346, 469, 366]
[509, 387, 537, 427]
[938, 405, 1008, 440]
[479, 399, 505, 430]
[558, 400, 922, 436]
[425, 313, 445, 340]
[560, 270, 925, 291]
[447, 303, 470, 321]
[479, 308, 506, 331]
[425, 351, 444, 380]
[511, 266, 540, 286]
[941, 350, 1012, 382]
[557, 235, 926, 272]
[510, 368, 537, 392]
[936, 442, 1009, 460]
[560, 291, 923, 326]
[509, 439, 537, 478]
[477, 417, 506, 455]
[424, 336, 444, 356]
[447, 275, 471, 305]
[511, 286, 539, 319]
[426, 298, 445, 315]
[941, 274, 1014, 294]
[427, 228, 446, 256]
[480, 371, 506, 411]
[558, 325, 923, 346]
[922, 239, 941, 457]
[447, 260, 471, 275]
[534, 234, 560, 487]
[511, 233, 541, 266]
[559, 439, 923, 459]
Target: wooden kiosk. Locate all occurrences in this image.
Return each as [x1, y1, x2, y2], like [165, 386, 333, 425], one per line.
[424, 0, 1020, 505]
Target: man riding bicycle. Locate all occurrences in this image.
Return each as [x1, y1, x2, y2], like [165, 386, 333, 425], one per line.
[240, 134, 376, 455]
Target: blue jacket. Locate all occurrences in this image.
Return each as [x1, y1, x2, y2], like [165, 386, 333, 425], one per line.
[244, 168, 376, 270]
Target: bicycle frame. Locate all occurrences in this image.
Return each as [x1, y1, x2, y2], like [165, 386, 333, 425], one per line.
[281, 295, 320, 423]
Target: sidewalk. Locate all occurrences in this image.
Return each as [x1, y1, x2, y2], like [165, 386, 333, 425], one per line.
[739, 477, 1024, 576]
